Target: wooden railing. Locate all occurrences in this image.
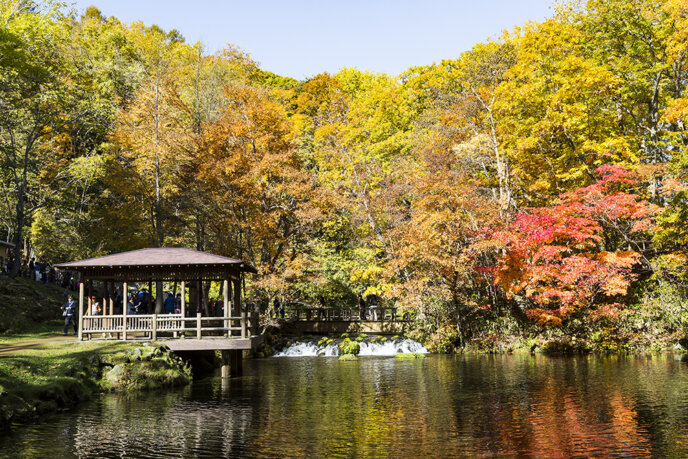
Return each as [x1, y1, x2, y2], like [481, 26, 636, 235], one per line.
[288, 307, 406, 322]
[81, 311, 249, 341]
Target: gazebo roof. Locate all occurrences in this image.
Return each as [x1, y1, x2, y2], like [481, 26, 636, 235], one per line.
[54, 247, 257, 281]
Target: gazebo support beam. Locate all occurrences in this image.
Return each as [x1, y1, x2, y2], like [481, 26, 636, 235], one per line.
[148, 280, 152, 314]
[88, 279, 93, 319]
[78, 280, 84, 341]
[122, 281, 128, 341]
[109, 281, 114, 315]
[181, 281, 186, 318]
[223, 279, 229, 337]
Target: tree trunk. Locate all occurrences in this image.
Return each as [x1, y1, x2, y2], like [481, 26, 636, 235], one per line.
[11, 147, 31, 276]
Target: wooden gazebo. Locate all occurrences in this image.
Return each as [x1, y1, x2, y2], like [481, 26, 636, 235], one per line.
[54, 247, 257, 342]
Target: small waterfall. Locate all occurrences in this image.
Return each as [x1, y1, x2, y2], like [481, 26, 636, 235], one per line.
[358, 339, 427, 356]
[275, 341, 339, 357]
[273, 337, 427, 357]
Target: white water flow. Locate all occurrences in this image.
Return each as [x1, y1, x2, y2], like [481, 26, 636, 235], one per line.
[358, 339, 427, 356]
[273, 338, 427, 357]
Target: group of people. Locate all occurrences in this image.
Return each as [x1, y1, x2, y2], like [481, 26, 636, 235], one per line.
[357, 294, 378, 320]
[2, 255, 81, 293]
[2, 256, 56, 283]
[83, 289, 184, 316]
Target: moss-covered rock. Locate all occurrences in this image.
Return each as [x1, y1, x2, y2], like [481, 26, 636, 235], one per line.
[395, 353, 426, 360]
[339, 338, 360, 355]
[98, 345, 191, 391]
[338, 354, 358, 361]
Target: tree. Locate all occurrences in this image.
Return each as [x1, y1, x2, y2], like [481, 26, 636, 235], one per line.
[389, 166, 501, 346]
[0, 1, 71, 273]
[495, 166, 655, 327]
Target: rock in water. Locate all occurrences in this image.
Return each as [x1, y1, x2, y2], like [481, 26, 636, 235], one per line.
[105, 364, 125, 385]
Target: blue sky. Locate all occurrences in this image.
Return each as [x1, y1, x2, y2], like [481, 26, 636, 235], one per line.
[72, 1, 554, 80]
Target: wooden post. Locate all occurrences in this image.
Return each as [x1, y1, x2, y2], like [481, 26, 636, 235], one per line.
[231, 350, 243, 377]
[224, 279, 229, 337]
[181, 281, 186, 318]
[196, 313, 202, 339]
[78, 280, 84, 341]
[109, 281, 114, 315]
[199, 278, 208, 316]
[241, 308, 247, 338]
[122, 281, 128, 341]
[103, 281, 109, 316]
[103, 281, 110, 337]
[233, 278, 241, 316]
[147, 280, 153, 314]
[221, 350, 230, 378]
[180, 280, 186, 338]
[88, 280, 93, 314]
[152, 313, 157, 341]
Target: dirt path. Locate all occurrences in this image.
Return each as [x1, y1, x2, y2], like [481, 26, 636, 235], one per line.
[0, 335, 77, 356]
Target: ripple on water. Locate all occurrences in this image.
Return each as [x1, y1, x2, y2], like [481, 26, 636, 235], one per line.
[2, 354, 688, 457]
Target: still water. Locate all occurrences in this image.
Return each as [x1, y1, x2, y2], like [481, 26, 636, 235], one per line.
[3, 354, 688, 457]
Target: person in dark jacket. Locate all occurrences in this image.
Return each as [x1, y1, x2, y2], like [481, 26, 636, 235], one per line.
[127, 295, 137, 315]
[164, 292, 176, 314]
[62, 295, 78, 336]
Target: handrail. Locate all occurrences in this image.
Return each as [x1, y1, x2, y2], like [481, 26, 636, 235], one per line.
[81, 312, 253, 341]
[286, 306, 408, 322]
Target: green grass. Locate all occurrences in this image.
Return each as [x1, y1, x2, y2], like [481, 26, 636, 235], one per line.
[0, 341, 191, 429]
[0, 276, 69, 335]
[0, 341, 137, 386]
[0, 279, 190, 428]
[0, 329, 67, 344]
[0, 341, 139, 428]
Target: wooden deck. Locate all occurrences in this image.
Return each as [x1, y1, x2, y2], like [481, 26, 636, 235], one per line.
[163, 336, 264, 352]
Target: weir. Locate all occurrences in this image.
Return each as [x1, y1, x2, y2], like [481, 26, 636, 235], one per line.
[274, 337, 427, 357]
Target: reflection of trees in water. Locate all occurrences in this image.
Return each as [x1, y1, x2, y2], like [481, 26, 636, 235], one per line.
[242, 356, 459, 457]
[4, 355, 688, 456]
[70, 388, 254, 457]
[435, 354, 658, 456]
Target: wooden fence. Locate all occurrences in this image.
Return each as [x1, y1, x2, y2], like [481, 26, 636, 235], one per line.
[289, 307, 406, 322]
[81, 311, 249, 341]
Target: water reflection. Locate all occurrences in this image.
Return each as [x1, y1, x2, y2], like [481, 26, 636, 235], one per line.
[3, 354, 688, 457]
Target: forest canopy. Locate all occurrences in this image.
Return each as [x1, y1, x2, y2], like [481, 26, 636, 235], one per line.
[1, 0, 687, 351]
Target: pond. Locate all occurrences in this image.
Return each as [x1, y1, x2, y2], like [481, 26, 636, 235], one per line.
[2, 354, 688, 457]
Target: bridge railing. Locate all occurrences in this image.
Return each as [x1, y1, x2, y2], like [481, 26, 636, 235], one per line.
[81, 311, 250, 341]
[288, 307, 406, 322]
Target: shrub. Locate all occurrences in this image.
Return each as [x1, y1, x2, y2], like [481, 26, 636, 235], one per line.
[339, 338, 360, 355]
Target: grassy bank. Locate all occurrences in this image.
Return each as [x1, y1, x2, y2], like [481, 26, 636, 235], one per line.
[0, 276, 67, 335]
[0, 340, 191, 430]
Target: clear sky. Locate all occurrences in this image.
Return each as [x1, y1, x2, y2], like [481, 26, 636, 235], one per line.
[71, 0, 554, 80]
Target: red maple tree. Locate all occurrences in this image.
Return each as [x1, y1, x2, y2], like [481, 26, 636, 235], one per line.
[495, 166, 656, 326]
